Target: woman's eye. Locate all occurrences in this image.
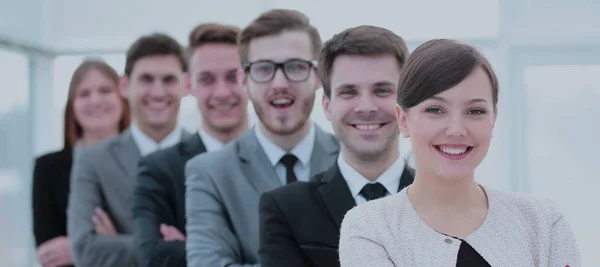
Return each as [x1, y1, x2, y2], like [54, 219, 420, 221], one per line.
[426, 107, 443, 114]
[469, 109, 486, 115]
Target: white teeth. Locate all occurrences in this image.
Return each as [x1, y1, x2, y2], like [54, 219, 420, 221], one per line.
[213, 104, 234, 111]
[355, 124, 380, 130]
[271, 98, 292, 105]
[148, 102, 167, 109]
[440, 146, 468, 155]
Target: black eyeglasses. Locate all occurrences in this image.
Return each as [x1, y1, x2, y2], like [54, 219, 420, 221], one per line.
[243, 59, 318, 83]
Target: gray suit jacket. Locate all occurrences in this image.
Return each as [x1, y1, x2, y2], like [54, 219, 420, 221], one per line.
[67, 128, 190, 267]
[185, 125, 340, 267]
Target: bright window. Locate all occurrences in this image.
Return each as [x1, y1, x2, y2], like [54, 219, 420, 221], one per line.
[524, 64, 600, 266]
[0, 48, 33, 266]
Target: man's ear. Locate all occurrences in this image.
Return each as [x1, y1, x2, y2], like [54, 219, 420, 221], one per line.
[322, 92, 332, 121]
[119, 76, 129, 98]
[396, 104, 410, 138]
[184, 72, 191, 96]
[238, 68, 247, 87]
[314, 73, 322, 90]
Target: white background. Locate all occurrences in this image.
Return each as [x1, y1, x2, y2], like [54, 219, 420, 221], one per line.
[1, 0, 599, 266]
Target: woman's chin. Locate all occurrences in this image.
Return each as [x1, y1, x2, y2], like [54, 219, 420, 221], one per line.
[435, 169, 475, 182]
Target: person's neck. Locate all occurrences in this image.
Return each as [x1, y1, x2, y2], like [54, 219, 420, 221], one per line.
[342, 144, 400, 181]
[137, 121, 177, 143]
[408, 169, 487, 214]
[81, 127, 119, 146]
[201, 115, 249, 143]
[259, 121, 311, 152]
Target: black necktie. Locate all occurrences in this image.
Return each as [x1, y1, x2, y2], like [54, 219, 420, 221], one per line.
[360, 182, 388, 201]
[279, 154, 298, 184]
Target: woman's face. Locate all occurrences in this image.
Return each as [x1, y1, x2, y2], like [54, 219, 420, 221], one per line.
[396, 67, 496, 181]
[73, 69, 123, 134]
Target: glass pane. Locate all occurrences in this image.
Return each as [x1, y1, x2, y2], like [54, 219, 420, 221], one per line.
[474, 47, 511, 191]
[0, 48, 33, 266]
[525, 65, 600, 266]
[272, 0, 499, 41]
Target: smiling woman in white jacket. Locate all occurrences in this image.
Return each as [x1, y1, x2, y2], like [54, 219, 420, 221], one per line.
[338, 39, 581, 267]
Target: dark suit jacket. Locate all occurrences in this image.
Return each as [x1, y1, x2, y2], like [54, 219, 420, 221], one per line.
[258, 161, 414, 267]
[131, 134, 206, 267]
[32, 148, 75, 267]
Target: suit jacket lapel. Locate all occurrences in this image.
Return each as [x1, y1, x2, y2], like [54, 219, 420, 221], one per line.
[397, 164, 415, 192]
[309, 126, 340, 177]
[109, 130, 141, 179]
[237, 129, 281, 194]
[318, 162, 356, 230]
[181, 129, 192, 140]
[181, 133, 207, 160]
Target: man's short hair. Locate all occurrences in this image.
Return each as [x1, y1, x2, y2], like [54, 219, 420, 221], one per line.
[318, 25, 409, 97]
[238, 9, 322, 64]
[124, 33, 187, 76]
[188, 23, 240, 49]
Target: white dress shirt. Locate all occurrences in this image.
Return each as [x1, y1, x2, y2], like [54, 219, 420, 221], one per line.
[197, 128, 224, 152]
[254, 123, 316, 184]
[337, 154, 405, 205]
[130, 123, 183, 156]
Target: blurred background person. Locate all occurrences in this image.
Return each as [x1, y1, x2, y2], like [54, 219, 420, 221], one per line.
[31, 59, 130, 267]
[67, 33, 190, 267]
[131, 23, 249, 267]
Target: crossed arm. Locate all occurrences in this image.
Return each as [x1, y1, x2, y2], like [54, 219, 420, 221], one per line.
[185, 161, 260, 267]
[67, 151, 136, 267]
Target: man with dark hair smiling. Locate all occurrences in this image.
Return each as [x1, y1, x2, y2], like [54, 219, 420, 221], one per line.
[258, 25, 415, 267]
[68, 32, 190, 267]
[131, 23, 249, 267]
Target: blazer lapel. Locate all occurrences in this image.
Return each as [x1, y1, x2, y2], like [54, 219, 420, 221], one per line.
[237, 129, 282, 194]
[181, 133, 207, 159]
[180, 129, 192, 141]
[109, 130, 141, 179]
[309, 126, 340, 177]
[318, 162, 357, 230]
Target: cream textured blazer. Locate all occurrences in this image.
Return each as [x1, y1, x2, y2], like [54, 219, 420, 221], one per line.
[338, 185, 581, 267]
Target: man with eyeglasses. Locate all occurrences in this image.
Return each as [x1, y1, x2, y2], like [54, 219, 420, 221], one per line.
[184, 8, 340, 266]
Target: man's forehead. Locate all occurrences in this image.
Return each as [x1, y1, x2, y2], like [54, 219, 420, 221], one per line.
[134, 69, 180, 77]
[131, 55, 183, 76]
[247, 31, 313, 62]
[191, 46, 241, 73]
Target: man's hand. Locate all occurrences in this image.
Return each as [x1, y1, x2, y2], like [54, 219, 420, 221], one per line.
[92, 207, 117, 236]
[36, 236, 73, 267]
[160, 224, 186, 241]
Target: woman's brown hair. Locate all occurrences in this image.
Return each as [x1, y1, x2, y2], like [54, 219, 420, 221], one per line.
[397, 39, 499, 111]
[63, 59, 131, 150]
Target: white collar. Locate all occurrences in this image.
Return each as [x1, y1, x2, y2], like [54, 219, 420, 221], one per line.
[130, 122, 183, 156]
[338, 153, 405, 199]
[197, 127, 224, 152]
[254, 123, 315, 168]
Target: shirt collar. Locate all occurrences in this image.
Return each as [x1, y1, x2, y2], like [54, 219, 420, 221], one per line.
[197, 127, 224, 152]
[338, 153, 405, 199]
[254, 123, 315, 167]
[130, 122, 183, 156]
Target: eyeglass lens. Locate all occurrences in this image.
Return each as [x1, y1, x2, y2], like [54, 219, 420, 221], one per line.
[248, 60, 312, 83]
